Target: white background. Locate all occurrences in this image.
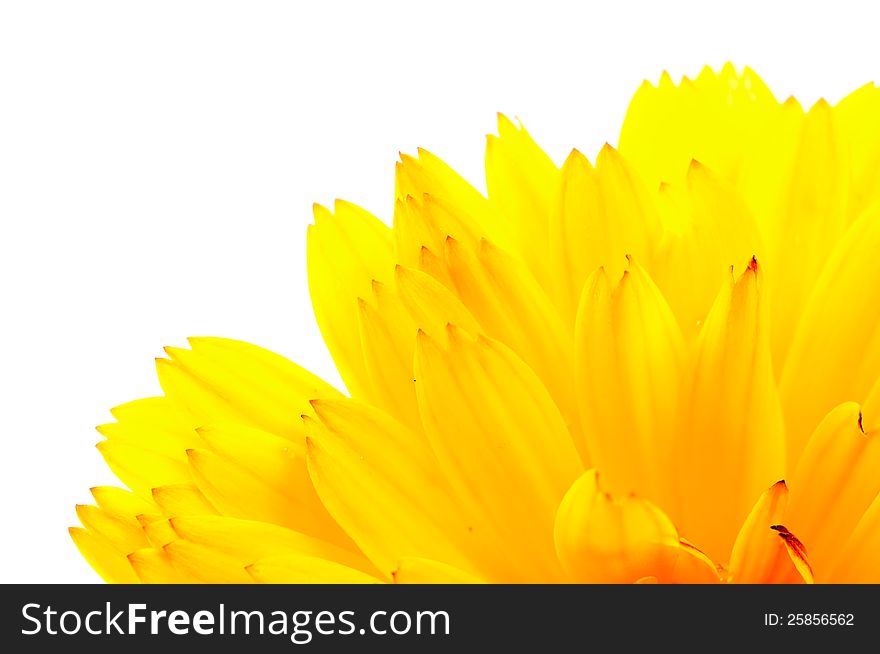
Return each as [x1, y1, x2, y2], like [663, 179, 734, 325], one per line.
[0, 1, 877, 583]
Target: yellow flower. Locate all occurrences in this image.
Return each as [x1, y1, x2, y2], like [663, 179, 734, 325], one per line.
[72, 64, 880, 584]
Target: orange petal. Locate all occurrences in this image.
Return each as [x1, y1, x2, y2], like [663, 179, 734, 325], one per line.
[727, 481, 813, 584]
[554, 470, 680, 583]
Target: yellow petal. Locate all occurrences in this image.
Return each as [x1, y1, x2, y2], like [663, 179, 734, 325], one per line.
[356, 283, 421, 431]
[97, 439, 191, 500]
[106, 396, 200, 442]
[163, 540, 253, 584]
[304, 401, 486, 579]
[550, 146, 661, 323]
[830, 491, 880, 583]
[575, 259, 685, 503]
[185, 447, 281, 523]
[485, 114, 559, 288]
[69, 527, 139, 584]
[151, 483, 219, 517]
[395, 149, 494, 240]
[128, 548, 197, 584]
[735, 95, 805, 244]
[393, 155, 492, 294]
[159, 337, 341, 442]
[185, 427, 350, 547]
[671, 540, 721, 584]
[727, 481, 813, 584]
[354, 266, 485, 433]
[392, 196, 443, 272]
[76, 504, 150, 554]
[393, 264, 481, 342]
[770, 99, 850, 372]
[618, 64, 780, 191]
[786, 402, 880, 579]
[109, 395, 183, 421]
[553, 470, 680, 583]
[648, 161, 766, 340]
[414, 327, 583, 580]
[247, 555, 382, 584]
[307, 200, 395, 398]
[90, 486, 157, 522]
[780, 205, 880, 461]
[672, 258, 786, 562]
[140, 515, 176, 548]
[393, 558, 486, 584]
[444, 237, 584, 460]
[864, 375, 880, 433]
[619, 66, 807, 279]
[96, 397, 200, 499]
[168, 515, 373, 577]
[834, 83, 880, 222]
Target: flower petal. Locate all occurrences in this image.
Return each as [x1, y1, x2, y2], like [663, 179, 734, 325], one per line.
[355, 267, 485, 433]
[618, 64, 780, 191]
[787, 402, 880, 580]
[550, 146, 661, 323]
[575, 258, 684, 504]
[305, 401, 489, 580]
[97, 439, 191, 500]
[307, 200, 395, 398]
[834, 82, 880, 222]
[553, 470, 680, 583]
[75, 504, 150, 554]
[247, 555, 382, 584]
[444, 236, 584, 460]
[167, 515, 373, 577]
[69, 527, 139, 584]
[728, 481, 813, 584]
[864, 376, 880, 433]
[90, 486, 156, 521]
[485, 114, 559, 289]
[185, 425, 350, 547]
[162, 540, 253, 583]
[670, 540, 721, 584]
[140, 515, 175, 548]
[415, 327, 583, 580]
[770, 99, 850, 372]
[355, 284, 422, 431]
[780, 205, 880, 460]
[393, 558, 485, 584]
[648, 161, 766, 340]
[96, 397, 200, 499]
[393, 264, 481, 342]
[151, 483, 219, 517]
[395, 149, 494, 241]
[157, 337, 342, 442]
[392, 192, 485, 289]
[830, 492, 880, 583]
[672, 258, 786, 562]
[128, 548, 197, 583]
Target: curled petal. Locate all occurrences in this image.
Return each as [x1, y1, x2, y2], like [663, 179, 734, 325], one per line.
[728, 482, 813, 584]
[554, 470, 680, 583]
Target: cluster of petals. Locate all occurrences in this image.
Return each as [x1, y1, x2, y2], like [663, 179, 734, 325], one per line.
[73, 65, 880, 584]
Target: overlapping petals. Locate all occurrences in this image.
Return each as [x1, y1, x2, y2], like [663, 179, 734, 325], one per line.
[73, 66, 880, 584]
